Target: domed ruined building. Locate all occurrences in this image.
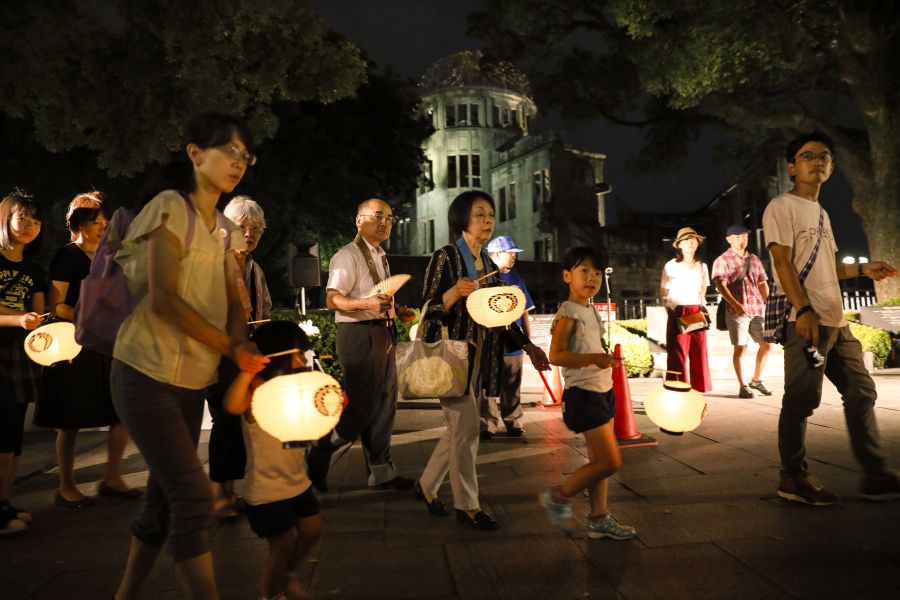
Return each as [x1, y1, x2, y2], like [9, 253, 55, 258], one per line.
[396, 51, 612, 294]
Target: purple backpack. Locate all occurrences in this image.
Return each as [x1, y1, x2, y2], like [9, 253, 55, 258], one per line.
[73, 194, 230, 355]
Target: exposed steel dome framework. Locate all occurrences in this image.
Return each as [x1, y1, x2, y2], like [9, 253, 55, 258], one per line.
[420, 50, 531, 98]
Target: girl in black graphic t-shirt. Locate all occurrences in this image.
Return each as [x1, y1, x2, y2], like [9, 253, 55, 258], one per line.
[0, 191, 45, 536]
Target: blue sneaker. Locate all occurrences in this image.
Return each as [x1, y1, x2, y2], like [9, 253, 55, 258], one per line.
[586, 514, 636, 540]
[539, 487, 573, 534]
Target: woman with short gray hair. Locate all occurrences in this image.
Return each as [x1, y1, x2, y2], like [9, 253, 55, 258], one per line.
[208, 195, 272, 520]
[223, 196, 271, 323]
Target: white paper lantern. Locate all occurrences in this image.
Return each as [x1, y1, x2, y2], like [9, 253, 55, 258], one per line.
[466, 285, 526, 328]
[644, 380, 707, 435]
[251, 371, 345, 446]
[24, 322, 82, 366]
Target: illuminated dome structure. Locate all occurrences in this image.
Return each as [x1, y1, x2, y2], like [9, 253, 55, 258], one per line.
[397, 50, 609, 273]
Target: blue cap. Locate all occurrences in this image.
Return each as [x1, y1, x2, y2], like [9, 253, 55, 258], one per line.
[725, 224, 748, 237]
[486, 235, 524, 253]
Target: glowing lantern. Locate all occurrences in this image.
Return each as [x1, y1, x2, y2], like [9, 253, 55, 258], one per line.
[24, 322, 82, 366]
[251, 371, 345, 447]
[644, 380, 707, 435]
[466, 285, 526, 328]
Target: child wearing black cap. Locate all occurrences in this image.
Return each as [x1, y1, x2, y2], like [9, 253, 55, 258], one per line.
[224, 321, 323, 600]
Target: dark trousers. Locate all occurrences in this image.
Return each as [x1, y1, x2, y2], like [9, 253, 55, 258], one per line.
[310, 322, 399, 486]
[207, 402, 246, 484]
[206, 359, 246, 484]
[110, 360, 212, 561]
[479, 354, 525, 433]
[779, 323, 887, 477]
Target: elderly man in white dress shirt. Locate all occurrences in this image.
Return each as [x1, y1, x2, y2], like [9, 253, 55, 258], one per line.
[306, 199, 415, 493]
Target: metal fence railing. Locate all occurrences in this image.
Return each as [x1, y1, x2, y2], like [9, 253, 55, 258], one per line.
[619, 289, 876, 320]
[842, 289, 876, 310]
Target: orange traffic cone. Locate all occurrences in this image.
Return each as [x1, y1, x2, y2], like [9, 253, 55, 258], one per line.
[611, 344, 657, 448]
[540, 365, 563, 408]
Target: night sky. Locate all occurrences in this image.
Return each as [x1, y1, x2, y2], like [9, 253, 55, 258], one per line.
[311, 0, 868, 258]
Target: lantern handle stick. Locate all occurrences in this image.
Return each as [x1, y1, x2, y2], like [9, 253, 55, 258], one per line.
[475, 270, 498, 283]
[537, 370, 557, 404]
[248, 318, 271, 325]
[650, 368, 684, 380]
[264, 349, 301, 358]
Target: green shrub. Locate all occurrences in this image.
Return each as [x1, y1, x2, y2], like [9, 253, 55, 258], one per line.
[616, 319, 647, 337]
[849, 322, 891, 369]
[269, 308, 425, 381]
[270, 308, 343, 381]
[604, 322, 653, 377]
[270, 309, 655, 379]
[874, 297, 900, 307]
[844, 310, 861, 324]
[396, 309, 421, 341]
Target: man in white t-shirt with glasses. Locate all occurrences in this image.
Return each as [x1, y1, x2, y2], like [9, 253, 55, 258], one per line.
[762, 131, 898, 506]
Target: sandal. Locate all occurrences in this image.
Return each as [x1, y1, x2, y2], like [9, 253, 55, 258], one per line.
[54, 490, 95, 509]
[212, 497, 240, 522]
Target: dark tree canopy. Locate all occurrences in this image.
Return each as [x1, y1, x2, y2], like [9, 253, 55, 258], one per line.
[471, 0, 900, 299]
[1, 0, 368, 176]
[239, 67, 433, 302]
[1, 2, 432, 307]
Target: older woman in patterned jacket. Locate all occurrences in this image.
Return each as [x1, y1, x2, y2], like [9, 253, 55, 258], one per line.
[414, 190, 549, 530]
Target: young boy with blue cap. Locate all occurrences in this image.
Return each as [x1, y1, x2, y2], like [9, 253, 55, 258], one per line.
[480, 236, 536, 439]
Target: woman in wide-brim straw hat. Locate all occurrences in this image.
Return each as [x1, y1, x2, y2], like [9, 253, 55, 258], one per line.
[659, 227, 712, 392]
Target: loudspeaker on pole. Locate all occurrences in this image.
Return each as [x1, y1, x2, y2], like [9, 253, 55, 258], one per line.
[288, 242, 321, 288]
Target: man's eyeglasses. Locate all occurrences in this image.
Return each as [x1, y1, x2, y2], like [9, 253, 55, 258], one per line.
[358, 213, 397, 224]
[219, 144, 258, 167]
[796, 151, 833, 164]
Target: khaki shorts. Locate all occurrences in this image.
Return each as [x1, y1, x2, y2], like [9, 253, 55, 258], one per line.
[726, 312, 765, 346]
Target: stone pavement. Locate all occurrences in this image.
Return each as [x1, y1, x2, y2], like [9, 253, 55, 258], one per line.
[2, 373, 899, 600]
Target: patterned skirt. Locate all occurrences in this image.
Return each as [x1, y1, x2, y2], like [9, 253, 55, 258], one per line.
[0, 335, 41, 405]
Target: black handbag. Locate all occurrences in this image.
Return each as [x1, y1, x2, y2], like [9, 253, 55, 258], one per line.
[715, 301, 728, 331]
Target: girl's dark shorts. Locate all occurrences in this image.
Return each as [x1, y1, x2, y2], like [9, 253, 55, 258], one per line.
[246, 486, 319, 539]
[562, 387, 616, 434]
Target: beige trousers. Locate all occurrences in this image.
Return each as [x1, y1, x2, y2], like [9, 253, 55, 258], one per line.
[419, 335, 483, 511]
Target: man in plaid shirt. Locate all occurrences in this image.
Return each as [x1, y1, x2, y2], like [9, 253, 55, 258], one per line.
[712, 224, 772, 399]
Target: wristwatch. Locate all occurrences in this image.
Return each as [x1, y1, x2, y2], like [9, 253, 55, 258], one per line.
[795, 305, 815, 319]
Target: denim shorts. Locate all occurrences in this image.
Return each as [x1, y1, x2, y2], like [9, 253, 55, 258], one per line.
[246, 486, 320, 539]
[562, 387, 616, 433]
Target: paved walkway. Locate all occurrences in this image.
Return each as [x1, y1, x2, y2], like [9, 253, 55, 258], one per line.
[2, 373, 899, 599]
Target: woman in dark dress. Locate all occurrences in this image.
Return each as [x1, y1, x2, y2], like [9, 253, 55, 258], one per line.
[34, 192, 141, 507]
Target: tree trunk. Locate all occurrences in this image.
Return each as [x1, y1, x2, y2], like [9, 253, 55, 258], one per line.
[842, 140, 900, 302]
